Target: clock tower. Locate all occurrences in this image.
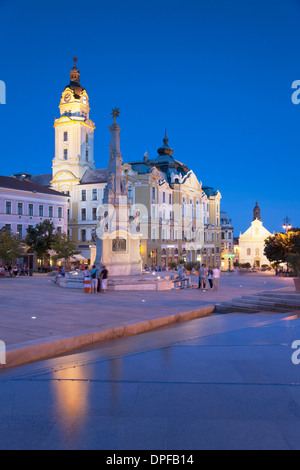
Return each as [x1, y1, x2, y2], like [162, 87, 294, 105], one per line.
[52, 58, 96, 186]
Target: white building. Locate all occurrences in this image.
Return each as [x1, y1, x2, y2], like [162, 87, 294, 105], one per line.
[238, 203, 272, 268]
[0, 175, 68, 237]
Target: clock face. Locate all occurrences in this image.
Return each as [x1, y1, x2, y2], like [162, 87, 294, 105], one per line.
[64, 92, 71, 103]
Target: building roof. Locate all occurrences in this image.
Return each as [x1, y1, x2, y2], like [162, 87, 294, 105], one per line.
[80, 168, 108, 184]
[203, 186, 218, 197]
[0, 175, 67, 197]
[29, 174, 52, 187]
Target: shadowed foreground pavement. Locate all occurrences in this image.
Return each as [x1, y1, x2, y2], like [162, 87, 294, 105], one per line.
[0, 309, 300, 450]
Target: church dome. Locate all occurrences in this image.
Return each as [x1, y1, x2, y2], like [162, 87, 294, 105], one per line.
[157, 130, 174, 157]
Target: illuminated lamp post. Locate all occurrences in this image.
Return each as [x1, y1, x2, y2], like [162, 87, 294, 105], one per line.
[283, 216, 292, 233]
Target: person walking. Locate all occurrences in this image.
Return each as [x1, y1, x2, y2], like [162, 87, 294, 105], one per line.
[198, 264, 207, 290]
[213, 265, 221, 291]
[90, 265, 99, 294]
[100, 265, 108, 293]
[83, 266, 91, 293]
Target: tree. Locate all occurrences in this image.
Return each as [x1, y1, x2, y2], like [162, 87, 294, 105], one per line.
[287, 254, 300, 277]
[25, 220, 56, 267]
[0, 228, 24, 263]
[51, 232, 80, 267]
[264, 229, 300, 265]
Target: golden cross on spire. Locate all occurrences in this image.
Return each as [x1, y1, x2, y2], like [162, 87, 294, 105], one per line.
[111, 107, 121, 122]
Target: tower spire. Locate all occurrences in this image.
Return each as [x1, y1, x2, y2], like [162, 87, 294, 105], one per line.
[253, 202, 261, 221]
[70, 57, 80, 84]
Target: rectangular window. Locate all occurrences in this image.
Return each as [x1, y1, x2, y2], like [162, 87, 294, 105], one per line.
[48, 206, 53, 218]
[64, 131, 68, 142]
[92, 207, 97, 220]
[39, 205, 44, 217]
[17, 203, 23, 215]
[17, 224, 23, 238]
[169, 194, 172, 204]
[5, 201, 11, 214]
[58, 207, 62, 219]
[5, 224, 11, 232]
[92, 189, 97, 200]
[163, 192, 165, 203]
[57, 226, 62, 234]
[85, 149, 89, 162]
[82, 190, 86, 201]
[81, 229, 86, 242]
[28, 204, 34, 216]
[86, 133, 89, 144]
[81, 208, 86, 221]
[64, 148, 68, 160]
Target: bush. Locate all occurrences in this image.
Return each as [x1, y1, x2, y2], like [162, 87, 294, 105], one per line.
[168, 261, 177, 270]
[185, 262, 194, 271]
[241, 263, 251, 269]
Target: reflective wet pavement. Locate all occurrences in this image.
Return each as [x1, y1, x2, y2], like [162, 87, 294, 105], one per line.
[1, 311, 300, 450]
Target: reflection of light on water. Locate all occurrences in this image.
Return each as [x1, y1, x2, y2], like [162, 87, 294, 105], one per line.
[109, 357, 122, 414]
[51, 366, 90, 438]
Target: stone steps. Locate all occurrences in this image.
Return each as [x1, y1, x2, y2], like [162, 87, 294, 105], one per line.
[216, 291, 300, 314]
[236, 297, 300, 309]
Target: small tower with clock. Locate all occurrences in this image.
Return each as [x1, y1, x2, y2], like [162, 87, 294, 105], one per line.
[52, 58, 96, 185]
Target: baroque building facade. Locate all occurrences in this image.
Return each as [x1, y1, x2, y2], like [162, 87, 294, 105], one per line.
[238, 203, 272, 268]
[31, 60, 223, 268]
[220, 211, 234, 270]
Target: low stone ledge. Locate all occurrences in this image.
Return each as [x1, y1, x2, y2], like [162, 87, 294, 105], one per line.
[2, 305, 215, 369]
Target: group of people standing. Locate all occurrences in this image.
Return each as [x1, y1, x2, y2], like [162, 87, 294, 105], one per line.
[83, 265, 108, 294]
[198, 264, 221, 291]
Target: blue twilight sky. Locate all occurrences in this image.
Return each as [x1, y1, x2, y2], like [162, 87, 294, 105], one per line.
[0, 0, 300, 235]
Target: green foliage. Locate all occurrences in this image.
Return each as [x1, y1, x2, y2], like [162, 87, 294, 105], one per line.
[168, 261, 177, 269]
[51, 233, 80, 266]
[264, 230, 300, 264]
[185, 262, 194, 271]
[25, 220, 56, 265]
[286, 253, 300, 277]
[0, 228, 24, 263]
[241, 262, 251, 268]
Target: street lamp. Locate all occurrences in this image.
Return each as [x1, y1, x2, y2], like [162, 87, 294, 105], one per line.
[283, 216, 292, 232]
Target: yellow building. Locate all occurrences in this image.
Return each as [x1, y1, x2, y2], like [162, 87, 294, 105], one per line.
[31, 60, 223, 267]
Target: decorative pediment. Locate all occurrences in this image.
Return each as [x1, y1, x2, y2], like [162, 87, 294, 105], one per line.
[52, 170, 79, 183]
[122, 163, 138, 177]
[150, 166, 165, 179]
[179, 170, 202, 190]
[54, 116, 73, 125]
